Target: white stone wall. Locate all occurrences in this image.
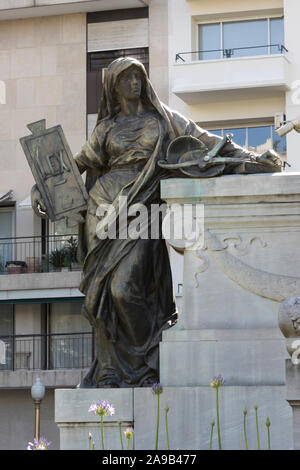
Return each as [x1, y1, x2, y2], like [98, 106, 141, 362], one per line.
[167, 0, 289, 156]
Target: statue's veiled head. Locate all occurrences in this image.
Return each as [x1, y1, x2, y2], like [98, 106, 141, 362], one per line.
[98, 57, 149, 121]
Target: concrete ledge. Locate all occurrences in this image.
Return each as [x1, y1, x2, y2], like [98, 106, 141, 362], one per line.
[55, 388, 133, 423]
[0, 271, 82, 291]
[160, 173, 300, 201]
[0, 0, 146, 21]
[162, 328, 285, 341]
[0, 368, 87, 388]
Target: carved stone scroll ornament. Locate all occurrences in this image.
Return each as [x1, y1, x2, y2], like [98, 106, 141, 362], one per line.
[198, 230, 300, 302]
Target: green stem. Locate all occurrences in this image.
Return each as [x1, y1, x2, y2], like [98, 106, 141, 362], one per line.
[88, 435, 91, 451]
[267, 426, 271, 450]
[155, 394, 160, 450]
[165, 408, 170, 450]
[119, 421, 124, 451]
[244, 414, 248, 450]
[209, 422, 214, 450]
[127, 438, 130, 450]
[255, 408, 260, 450]
[101, 414, 105, 450]
[216, 387, 222, 450]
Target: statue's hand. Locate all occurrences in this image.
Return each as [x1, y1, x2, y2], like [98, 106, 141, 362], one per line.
[256, 149, 282, 167]
[31, 184, 48, 218]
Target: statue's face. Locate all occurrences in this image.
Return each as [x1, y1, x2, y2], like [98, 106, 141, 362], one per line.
[115, 66, 143, 102]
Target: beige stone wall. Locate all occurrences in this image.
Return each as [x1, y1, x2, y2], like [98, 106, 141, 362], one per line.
[0, 13, 87, 237]
[149, 0, 169, 105]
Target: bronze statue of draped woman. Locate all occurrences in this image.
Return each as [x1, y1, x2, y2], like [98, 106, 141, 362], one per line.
[31, 57, 281, 388]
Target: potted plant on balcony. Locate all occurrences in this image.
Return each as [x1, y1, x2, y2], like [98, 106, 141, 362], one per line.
[5, 261, 27, 274]
[65, 236, 80, 271]
[49, 249, 66, 272]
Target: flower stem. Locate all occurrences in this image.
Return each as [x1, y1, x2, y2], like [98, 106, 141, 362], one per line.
[244, 413, 248, 450]
[101, 414, 105, 450]
[216, 387, 222, 450]
[165, 407, 170, 450]
[209, 421, 214, 450]
[266, 418, 271, 450]
[127, 438, 130, 450]
[118, 421, 124, 451]
[255, 407, 260, 450]
[155, 393, 160, 450]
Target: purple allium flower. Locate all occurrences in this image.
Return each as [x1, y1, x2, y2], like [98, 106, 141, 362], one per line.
[210, 374, 226, 388]
[27, 437, 51, 450]
[88, 400, 115, 417]
[152, 382, 163, 395]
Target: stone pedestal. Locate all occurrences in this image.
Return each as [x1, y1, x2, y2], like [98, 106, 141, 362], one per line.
[285, 360, 300, 450]
[158, 173, 300, 449]
[55, 173, 300, 449]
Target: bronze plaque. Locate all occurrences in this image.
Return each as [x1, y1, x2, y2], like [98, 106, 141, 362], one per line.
[20, 120, 88, 223]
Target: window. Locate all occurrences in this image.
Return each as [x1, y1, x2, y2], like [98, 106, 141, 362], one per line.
[0, 209, 14, 272]
[49, 302, 92, 369]
[0, 305, 14, 370]
[198, 17, 284, 60]
[87, 47, 149, 114]
[207, 125, 286, 155]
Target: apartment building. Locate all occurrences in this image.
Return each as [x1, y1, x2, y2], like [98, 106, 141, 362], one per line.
[0, 0, 298, 450]
[168, 0, 299, 169]
[0, 0, 170, 450]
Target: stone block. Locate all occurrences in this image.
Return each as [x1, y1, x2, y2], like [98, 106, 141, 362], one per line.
[62, 13, 86, 45]
[56, 44, 86, 75]
[16, 78, 36, 109]
[134, 386, 293, 450]
[160, 329, 288, 387]
[11, 48, 41, 79]
[0, 51, 11, 80]
[55, 388, 134, 450]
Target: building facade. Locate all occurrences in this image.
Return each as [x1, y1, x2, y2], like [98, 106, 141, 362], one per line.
[0, 0, 299, 450]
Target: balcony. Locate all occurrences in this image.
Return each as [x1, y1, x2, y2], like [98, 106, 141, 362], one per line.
[173, 45, 290, 104]
[0, 234, 81, 275]
[0, 332, 93, 388]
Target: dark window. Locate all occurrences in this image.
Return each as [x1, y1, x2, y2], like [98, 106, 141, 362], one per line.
[87, 7, 148, 24]
[0, 305, 14, 370]
[87, 48, 149, 114]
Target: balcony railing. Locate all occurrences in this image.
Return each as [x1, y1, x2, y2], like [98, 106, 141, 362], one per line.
[0, 332, 94, 371]
[175, 44, 288, 62]
[0, 234, 81, 274]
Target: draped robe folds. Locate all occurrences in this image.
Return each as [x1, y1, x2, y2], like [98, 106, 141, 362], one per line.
[74, 57, 259, 388]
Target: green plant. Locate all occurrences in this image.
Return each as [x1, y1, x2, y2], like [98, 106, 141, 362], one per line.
[65, 236, 78, 263]
[49, 248, 66, 269]
[254, 403, 260, 450]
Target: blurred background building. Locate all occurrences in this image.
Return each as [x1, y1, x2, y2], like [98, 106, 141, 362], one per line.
[0, 0, 297, 449]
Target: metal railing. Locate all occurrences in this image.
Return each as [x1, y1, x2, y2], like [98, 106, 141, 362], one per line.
[0, 332, 94, 371]
[175, 44, 288, 62]
[0, 234, 81, 274]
